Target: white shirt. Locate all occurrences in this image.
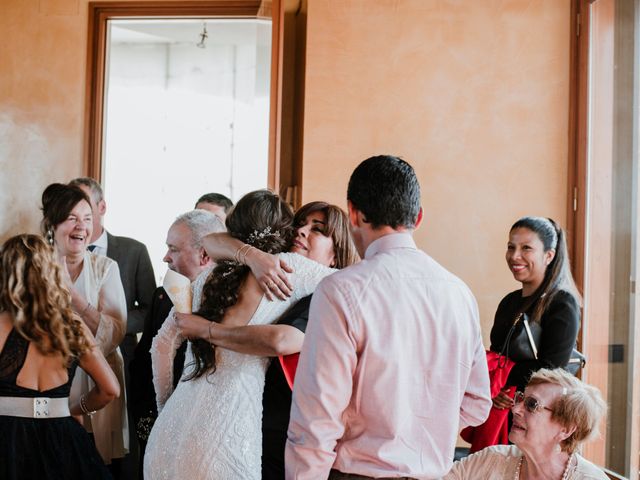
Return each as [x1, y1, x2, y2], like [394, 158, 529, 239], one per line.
[89, 228, 108, 256]
[286, 233, 492, 480]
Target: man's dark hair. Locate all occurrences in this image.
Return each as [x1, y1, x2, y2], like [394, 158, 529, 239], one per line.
[347, 155, 421, 229]
[195, 193, 233, 213]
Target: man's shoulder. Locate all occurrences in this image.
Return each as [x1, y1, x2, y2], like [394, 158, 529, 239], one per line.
[108, 232, 147, 250]
[321, 247, 461, 284]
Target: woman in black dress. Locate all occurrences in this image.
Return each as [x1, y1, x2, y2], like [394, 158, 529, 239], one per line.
[490, 217, 581, 409]
[0, 234, 119, 479]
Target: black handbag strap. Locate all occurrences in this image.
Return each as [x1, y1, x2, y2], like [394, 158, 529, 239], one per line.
[522, 317, 539, 359]
[498, 313, 523, 368]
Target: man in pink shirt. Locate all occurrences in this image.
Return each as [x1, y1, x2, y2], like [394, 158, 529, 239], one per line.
[285, 155, 491, 479]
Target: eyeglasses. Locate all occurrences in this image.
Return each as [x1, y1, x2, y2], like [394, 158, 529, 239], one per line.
[514, 391, 554, 414]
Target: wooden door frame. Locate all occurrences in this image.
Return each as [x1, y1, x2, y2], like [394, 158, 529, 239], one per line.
[84, 0, 283, 189]
[568, 0, 640, 477]
[567, 0, 589, 313]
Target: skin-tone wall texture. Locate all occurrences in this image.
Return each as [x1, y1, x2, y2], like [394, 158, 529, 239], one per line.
[299, 0, 571, 340]
[0, 0, 92, 240]
[1, 0, 570, 343]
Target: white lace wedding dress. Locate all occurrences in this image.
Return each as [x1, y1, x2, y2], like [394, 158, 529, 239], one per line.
[144, 253, 334, 480]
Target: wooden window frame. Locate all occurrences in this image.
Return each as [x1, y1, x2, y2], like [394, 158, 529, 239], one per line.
[568, 1, 640, 478]
[84, 0, 283, 189]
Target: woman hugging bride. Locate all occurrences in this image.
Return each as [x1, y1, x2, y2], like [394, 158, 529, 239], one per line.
[144, 190, 340, 480]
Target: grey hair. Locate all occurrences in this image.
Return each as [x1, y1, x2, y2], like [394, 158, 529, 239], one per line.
[69, 177, 104, 204]
[173, 209, 226, 247]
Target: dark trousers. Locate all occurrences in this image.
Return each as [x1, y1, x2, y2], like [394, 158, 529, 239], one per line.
[262, 428, 286, 480]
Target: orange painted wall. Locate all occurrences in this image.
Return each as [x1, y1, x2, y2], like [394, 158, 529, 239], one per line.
[0, 0, 572, 341]
[0, 0, 91, 239]
[299, 0, 572, 338]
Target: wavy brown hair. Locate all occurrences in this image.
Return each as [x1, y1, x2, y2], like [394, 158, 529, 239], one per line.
[0, 234, 89, 365]
[185, 190, 294, 381]
[294, 201, 359, 269]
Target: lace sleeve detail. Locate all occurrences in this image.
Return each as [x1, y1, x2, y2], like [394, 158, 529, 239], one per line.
[191, 267, 213, 311]
[279, 253, 337, 302]
[94, 262, 127, 356]
[151, 307, 184, 413]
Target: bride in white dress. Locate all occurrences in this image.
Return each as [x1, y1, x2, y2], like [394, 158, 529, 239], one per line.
[144, 191, 335, 480]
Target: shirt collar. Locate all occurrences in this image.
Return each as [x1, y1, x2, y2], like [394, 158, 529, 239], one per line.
[364, 232, 417, 259]
[90, 229, 108, 250]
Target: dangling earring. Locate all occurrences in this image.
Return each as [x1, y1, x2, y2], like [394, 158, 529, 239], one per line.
[47, 229, 54, 246]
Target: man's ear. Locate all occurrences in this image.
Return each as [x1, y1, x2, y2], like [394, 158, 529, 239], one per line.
[199, 248, 211, 266]
[347, 200, 359, 228]
[414, 207, 424, 229]
[98, 199, 107, 217]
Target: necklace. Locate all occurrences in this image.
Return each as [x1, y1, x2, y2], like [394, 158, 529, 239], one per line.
[514, 452, 574, 480]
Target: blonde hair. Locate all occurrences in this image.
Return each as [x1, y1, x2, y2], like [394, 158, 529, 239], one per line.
[528, 368, 607, 454]
[0, 234, 89, 365]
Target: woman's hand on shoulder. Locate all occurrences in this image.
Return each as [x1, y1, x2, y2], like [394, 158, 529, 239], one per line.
[175, 313, 210, 341]
[245, 248, 294, 301]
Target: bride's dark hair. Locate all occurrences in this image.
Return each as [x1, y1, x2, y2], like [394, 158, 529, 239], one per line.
[185, 190, 294, 380]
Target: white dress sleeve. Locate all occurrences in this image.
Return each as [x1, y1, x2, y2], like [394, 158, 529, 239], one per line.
[278, 252, 337, 301]
[151, 307, 184, 413]
[93, 261, 127, 356]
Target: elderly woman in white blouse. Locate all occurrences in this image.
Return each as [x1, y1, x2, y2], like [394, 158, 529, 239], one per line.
[443, 368, 608, 480]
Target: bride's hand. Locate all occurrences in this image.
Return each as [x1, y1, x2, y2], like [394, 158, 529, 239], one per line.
[245, 248, 293, 301]
[175, 313, 210, 341]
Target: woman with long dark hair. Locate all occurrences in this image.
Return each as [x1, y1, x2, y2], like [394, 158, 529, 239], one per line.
[0, 234, 119, 479]
[490, 217, 581, 406]
[144, 191, 339, 480]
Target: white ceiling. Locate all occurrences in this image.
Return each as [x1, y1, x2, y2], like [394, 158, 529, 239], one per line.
[109, 19, 272, 47]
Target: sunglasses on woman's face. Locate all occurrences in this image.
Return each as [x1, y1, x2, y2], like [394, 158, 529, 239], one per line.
[514, 391, 554, 414]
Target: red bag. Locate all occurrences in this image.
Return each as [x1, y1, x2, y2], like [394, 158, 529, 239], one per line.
[279, 353, 300, 390]
[460, 351, 515, 453]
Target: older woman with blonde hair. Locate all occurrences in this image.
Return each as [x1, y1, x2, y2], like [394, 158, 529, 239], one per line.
[444, 368, 608, 480]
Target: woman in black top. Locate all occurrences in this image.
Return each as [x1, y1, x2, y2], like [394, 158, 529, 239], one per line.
[490, 217, 581, 408]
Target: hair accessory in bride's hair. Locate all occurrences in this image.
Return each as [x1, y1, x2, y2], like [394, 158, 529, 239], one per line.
[246, 226, 281, 246]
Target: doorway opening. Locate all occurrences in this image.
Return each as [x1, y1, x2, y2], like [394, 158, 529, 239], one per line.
[102, 18, 272, 278]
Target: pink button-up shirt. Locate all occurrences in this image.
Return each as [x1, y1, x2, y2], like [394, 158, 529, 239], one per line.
[285, 233, 491, 479]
